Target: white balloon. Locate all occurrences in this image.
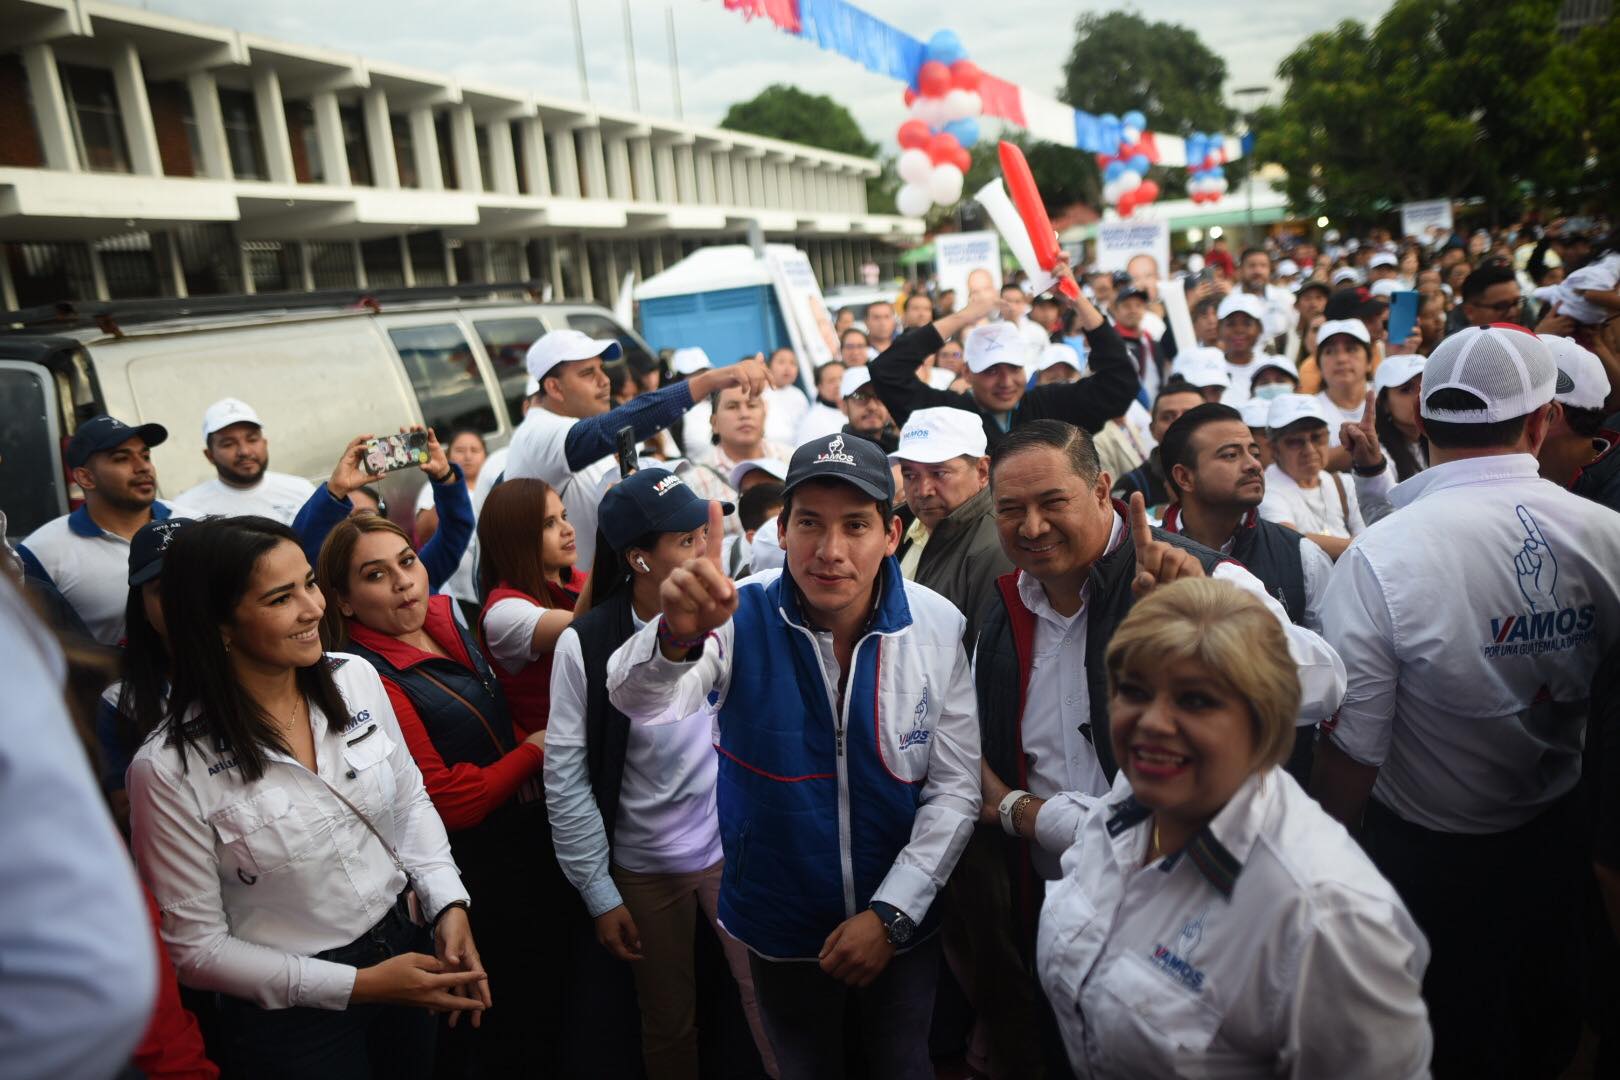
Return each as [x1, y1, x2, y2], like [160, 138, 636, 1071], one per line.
[896, 182, 934, 217]
[1122, 125, 1142, 145]
[1213, 176, 1229, 194]
[928, 163, 964, 205]
[1117, 170, 1142, 193]
[962, 91, 982, 118]
[1102, 179, 1121, 203]
[943, 88, 976, 122]
[898, 148, 933, 185]
[912, 98, 947, 129]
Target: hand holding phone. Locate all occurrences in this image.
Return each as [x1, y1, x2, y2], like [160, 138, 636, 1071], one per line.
[363, 431, 431, 476]
[1387, 290, 1421, 348]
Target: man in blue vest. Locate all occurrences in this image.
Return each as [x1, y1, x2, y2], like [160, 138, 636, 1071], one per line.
[607, 432, 981, 1079]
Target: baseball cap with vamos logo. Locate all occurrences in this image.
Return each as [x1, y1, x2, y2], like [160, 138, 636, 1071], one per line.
[598, 467, 731, 551]
[783, 432, 894, 502]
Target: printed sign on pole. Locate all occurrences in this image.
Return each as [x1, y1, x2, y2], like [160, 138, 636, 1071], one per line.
[1399, 199, 1454, 241]
[934, 231, 1003, 306]
[1095, 219, 1172, 276]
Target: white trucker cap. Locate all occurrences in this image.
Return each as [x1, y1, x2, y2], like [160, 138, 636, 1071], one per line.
[202, 397, 263, 442]
[1421, 324, 1556, 424]
[1540, 334, 1611, 411]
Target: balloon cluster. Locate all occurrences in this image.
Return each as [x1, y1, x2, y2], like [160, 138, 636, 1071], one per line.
[1094, 110, 1159, 218]
[1185, 132, 1228, 204]
[894, 30, 983, 218]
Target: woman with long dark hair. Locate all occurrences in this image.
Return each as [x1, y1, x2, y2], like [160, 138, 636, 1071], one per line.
[475, 477, 581, 737]
[1372, 354, 1429, 482]
[544, 468, 777, 1079]
[126, 516, 487, 1079]
[317, 510, 561, 1076]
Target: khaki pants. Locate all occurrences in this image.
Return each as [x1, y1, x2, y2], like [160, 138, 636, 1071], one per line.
[611, 860, 778, 1080]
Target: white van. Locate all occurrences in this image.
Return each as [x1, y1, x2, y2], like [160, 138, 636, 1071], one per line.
[0, 289, 656, 539]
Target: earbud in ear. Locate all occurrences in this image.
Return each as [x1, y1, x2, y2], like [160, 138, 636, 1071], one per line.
[635, 557, 650, 572]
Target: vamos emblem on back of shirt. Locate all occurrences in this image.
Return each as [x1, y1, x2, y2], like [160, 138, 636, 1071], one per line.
[1482, 506, 1597, 659]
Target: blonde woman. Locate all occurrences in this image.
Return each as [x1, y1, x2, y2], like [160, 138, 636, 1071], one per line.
[986, 578, 1431, 1078]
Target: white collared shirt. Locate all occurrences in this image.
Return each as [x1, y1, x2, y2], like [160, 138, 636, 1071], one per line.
[19, 501, 196, 645]
[175, 471, 317, 525]
[1035, 770, 1431, 1079]
[1322, 453, 1620, 833]
[126, 654, 468, 1010]
[1259, 464, 1364, 539]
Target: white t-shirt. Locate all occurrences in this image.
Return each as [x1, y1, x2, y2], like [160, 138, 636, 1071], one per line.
[175, 472, 316, 525]
[763, 385, 810, 446]
[504, 407, 614, 569]
[413, 475, 488, 604]
[1315, 389, 1368, 448]
[1222, 353, 1283, 406]
[1259, 464, 1364, 539]
[795, 402, 847, 445]
[481, 595, 549, 675]
[682, 398, 714, 466]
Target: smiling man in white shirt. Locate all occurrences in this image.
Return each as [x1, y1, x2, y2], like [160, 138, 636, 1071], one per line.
[176, 398, 316, 524]
[1314, 324, 1620, 1080]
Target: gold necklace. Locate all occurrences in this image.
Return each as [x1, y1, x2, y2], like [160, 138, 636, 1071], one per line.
[1148, 818, 1163, 863]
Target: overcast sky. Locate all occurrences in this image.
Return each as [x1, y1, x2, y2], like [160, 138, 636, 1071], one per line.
[141, 0, 1393, 148]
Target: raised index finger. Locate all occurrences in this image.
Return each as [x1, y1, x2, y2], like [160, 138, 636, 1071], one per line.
[704, 500, 726, 568]
[1129, 491, 1153, 558]
[1361, 390, 1375, 428]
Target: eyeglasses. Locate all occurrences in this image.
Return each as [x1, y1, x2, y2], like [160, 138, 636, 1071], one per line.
[1471, 296, 1523, 314]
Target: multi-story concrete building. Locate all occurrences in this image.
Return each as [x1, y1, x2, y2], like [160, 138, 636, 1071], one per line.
[0, 0, 920, 310]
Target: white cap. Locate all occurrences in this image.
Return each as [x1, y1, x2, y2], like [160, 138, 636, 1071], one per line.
[1373, 353, 1427, 394]
[1541, 334, 1611, 410]
[1168, 347, 1231, 390]
[964, 321, 1033, 373]
[202, 397, 262, 442]
[1317, 318, 1372, 350]
[889, 406, 988, 464]
[1240, 398, 1273, 429]
[839, 365, 873, 399]
[1036, 343, 1083, 373]
[1369, 252, 1398, 269]
[1251, 353, 1300, 383]
[1331, 267, 1363, 286]
[527, 329, 623, 382]
[523, 375, 540, 397]
[1421, 325, 1556, 424]
[1018, 319, 1052, 356]
[1555, 262, 1619, 324]
[1276, 259, 1299, 278]
[670, 347, 712, 376]
[1267, 393, 1332, 432]
[1216, 292, 1267, 323]
[1369, 278, 1401, 299]
[727, 456, 789, 490]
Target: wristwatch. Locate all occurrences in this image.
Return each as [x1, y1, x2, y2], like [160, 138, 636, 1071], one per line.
[869, 901, 915, 947]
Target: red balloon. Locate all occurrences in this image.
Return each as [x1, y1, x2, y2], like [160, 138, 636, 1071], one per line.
[952, 147, 972, 173]
[904, 87, 917, 107]
[1117, 191, 1136, 216]
[1137, 180, 1160, 203]
[927, 131, 961, 164]
[1096, 153, 1113, 167]
[949, 60, 982, 92]
[897, 119, 930, 150]
[917, 61, 951, 98]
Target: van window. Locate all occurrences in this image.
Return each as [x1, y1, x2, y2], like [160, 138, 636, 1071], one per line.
[0, 364, 63, 537]
[473, 317, 544, 425]
[563, 312, 656, 372]
[388, 324, 497, 438]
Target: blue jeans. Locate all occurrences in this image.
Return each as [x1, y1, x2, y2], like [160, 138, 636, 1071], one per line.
[748, 934, 940, 1080]
[215, 894, 437, 1080]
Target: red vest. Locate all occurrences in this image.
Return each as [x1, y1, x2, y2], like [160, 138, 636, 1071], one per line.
[479, 580, 578, 739]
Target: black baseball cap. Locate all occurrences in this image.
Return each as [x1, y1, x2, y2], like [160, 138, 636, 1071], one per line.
[1294, 279, 1331, 299]
[128, 517, 194, 587]
[782, 431, 894, 502]
[66, 415, 168, 469]
[599, 468, 732, 552]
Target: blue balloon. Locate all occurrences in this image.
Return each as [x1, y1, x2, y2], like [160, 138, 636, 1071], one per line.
[1187, 132, 1208, 162]
[1210, 166, 1225, 181]
[944, 117, 981, 148]
[1130, 154, 1150, 174]
[1123, 110, 1147, 132]
[1104, 161, 1125, 181]
[1099, 113, 1121, 151]
[926, 29, 966, 66]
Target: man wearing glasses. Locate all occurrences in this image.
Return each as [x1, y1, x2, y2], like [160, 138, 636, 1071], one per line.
[1458, 263, 1524, 330]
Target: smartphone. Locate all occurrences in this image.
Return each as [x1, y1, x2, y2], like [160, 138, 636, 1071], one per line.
[1387, 290, 1421, 346]
[615, 425, 638, 479]
[362, 431, 430, 475]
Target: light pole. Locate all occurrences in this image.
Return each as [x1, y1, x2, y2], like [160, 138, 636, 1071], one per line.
[1233, 85, 1269, 240]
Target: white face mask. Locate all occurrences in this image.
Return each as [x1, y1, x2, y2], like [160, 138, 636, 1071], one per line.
[1252, 382, 1292, 401]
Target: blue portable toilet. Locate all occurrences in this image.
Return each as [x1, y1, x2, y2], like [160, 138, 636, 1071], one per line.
[635, 245, 794, 366]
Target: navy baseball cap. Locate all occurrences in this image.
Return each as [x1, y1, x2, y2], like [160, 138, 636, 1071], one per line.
[66, 415, 168, 469]
[782, 431, 894, 503]
[128, 517, 194, 587]
[599, 468, 732, 552]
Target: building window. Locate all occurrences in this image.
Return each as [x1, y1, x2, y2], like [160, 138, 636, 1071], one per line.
[360, 237, 405, 288]
[145, 80, 199, 177]
[340, 103, 372, 186]
[283, 99, 323, 184]
[475, 124, 492, 191]
[97, 232, 161, 299]
[511, 122, 528, 194]
[408, 233, 447, 286]
[307, 241, 358, 289]
[244, 240, 294, 292]
[0, 55, 46, 167]
[217, 87, 266, 180]
[390, 114, 418, 188]
[59, 63, 130, 173]
[434, 112, 458, 190]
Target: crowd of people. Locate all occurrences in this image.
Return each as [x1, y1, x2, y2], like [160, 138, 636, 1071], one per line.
[5, 209, 1620, 1080]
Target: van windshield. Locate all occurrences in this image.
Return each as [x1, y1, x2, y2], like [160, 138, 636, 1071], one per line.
[0, 365, 64, 537]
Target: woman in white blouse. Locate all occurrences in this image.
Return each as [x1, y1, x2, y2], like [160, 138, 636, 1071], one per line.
[988, 578, 1431, 1079]
[1258, 393, 1389, 560]
[127, 516, 487, 1078]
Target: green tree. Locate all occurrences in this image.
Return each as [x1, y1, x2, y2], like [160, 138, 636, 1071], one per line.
[1255, 0, 1598, 224]
[950, 131, 1098, 229]
[719, 83, 893, 210]
[1060, 12, 1236, 138]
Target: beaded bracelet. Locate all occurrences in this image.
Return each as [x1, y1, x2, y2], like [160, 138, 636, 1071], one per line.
[657, 616, 708, 652]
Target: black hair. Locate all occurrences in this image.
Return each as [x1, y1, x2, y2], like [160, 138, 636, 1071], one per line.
[738, 481, 786, 533]
[1561, 405, 1606, 440]
[1240, 247, 1268, 264]
[115, 584, 172, 768]
[445, 427, 487, 451]
[1154, 380, 1208, 412]
[840, 328, 869, 347]
[1461, 263, 1517, 303]
[1191, 296, 1220, 319]
[1160, 403, 1246, 482]
[587, 525, 661, 609]
[989, 418, 1100, 486]
[160, 516, 351, 784]
[353, 484, 386, 516]
[1420, 388, 1529, 449]
[1375, 385, 1428, 482]
[603, 360, 634, 402]
[779, 479, 893, 531]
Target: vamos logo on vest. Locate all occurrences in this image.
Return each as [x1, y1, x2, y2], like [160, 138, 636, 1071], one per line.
[1481, 506, 1598, 659]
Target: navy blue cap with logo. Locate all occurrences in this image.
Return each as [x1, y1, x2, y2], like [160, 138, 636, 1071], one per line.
[128, 516, 195, 587]
[66, 415, 169, 469]
[599, 468, 733, 552]
[782, 432, 894, 502]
